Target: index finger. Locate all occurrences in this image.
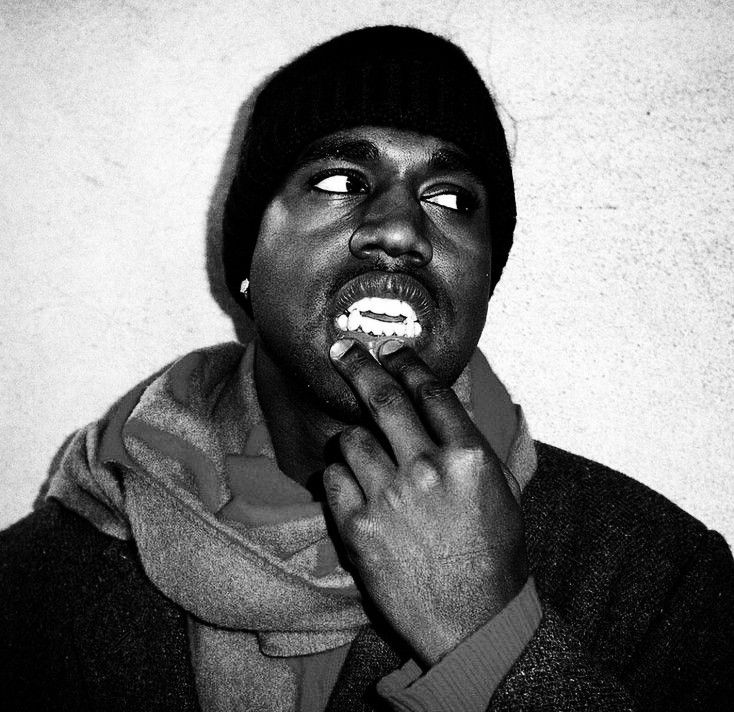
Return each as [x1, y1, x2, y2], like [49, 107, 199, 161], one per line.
[377, 340, 481, 447]
[329, 338, 435, 463]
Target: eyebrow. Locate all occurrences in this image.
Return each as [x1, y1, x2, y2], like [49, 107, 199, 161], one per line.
[426, 147, 484, 184]
[292, 135, 485, 185]
[293, 138, 380, 169]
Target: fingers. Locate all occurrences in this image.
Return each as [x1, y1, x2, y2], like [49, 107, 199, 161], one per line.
[339, 425, 395, 499]
[330, 339, 435, 463]
[323, 462, 364, 525]
[376, 341, 481, 447]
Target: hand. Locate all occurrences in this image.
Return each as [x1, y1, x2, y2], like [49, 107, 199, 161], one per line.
[324, 339, 528, 666]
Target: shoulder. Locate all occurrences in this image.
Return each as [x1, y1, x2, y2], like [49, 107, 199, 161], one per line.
[2, 502, 173, 686]
[525, 440, 733, 608]
[522, 446, 734, 704]
[0, 499, 129, 588]
[527, 441, 718, 545]
[0, 502, 196, 709]
[0, 501, 137, 638]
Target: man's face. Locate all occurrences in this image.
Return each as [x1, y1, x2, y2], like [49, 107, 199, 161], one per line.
[249, 126, 493, 420]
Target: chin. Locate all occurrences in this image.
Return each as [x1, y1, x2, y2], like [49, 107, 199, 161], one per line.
[271, 337, 365, 424]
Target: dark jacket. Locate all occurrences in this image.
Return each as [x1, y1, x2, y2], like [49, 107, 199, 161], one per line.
[1, 442, 733, 711]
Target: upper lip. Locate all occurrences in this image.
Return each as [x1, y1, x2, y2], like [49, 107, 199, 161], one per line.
[333, 271, 435, 322]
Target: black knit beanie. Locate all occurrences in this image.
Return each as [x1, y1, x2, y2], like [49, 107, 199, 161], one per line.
[222, 25, 516, 312]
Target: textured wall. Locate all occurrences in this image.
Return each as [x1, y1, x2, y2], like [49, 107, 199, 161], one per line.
[1, 1, 732, 543]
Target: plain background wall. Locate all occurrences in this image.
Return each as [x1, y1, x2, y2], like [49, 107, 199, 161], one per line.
[1, 0, 732, 543]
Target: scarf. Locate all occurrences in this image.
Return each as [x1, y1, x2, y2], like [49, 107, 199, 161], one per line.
[47, 340, 535, 711]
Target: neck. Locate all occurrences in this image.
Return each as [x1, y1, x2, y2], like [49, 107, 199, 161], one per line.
[253, 342, 346, 494]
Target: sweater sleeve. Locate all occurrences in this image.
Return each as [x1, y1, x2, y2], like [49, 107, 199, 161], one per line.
[376, 577, 542, 711]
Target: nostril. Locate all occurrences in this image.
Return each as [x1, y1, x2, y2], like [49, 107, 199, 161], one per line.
[403, 244, 433, 266]
[349, 220, 432, 266]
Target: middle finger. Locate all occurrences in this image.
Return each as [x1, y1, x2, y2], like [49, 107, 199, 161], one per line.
[329, 338, 435, 464]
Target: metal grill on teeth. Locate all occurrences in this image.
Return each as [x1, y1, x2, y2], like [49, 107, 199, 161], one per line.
[336, 297, 422, 338]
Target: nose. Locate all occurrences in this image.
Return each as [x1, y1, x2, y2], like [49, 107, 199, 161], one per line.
[349, 184, 433, 267]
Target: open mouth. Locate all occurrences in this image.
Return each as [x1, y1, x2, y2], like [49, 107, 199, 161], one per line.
[331, 272, 434, 355]
[335, 296, 423, 338]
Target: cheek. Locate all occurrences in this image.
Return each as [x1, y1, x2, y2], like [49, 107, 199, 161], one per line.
[441, 242, 492, 347]
[250, 198, 316, 286]
[461, 263, 492, 334]
[249, 202, 300, 322]
[461, 231, 493, 302]
[440, 234, 492, 304]
[251, 199, 289, 268]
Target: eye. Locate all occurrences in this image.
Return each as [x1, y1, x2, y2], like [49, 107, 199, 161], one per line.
[312, 173, 367, 194]
[422, 190, 476, 214]
[424, 193, 459, 210]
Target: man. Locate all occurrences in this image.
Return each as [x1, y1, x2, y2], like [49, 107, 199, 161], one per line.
[1, 25, 732, 712]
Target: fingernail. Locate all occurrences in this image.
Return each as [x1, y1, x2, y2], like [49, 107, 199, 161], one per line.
[378, 339, 405, 358]
[330, 338, 356, 360]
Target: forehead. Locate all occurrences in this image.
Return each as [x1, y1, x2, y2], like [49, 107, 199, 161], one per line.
[291, 125, 482, 180]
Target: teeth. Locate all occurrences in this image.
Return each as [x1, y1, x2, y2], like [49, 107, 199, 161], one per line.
[383, 299, 401, 317]
[362, 317, 384, 336]
[348, 297, 369, 313]
[370, 296, 402, 316]
[347, 311, 360, 331]
[337, 297, 424, 337]
[345, 297, 416, 320]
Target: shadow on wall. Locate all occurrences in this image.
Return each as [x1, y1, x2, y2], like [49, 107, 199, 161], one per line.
[33, 432, 77, 510]
[36, 81, 271, 501]
[204, 82, 267, 346]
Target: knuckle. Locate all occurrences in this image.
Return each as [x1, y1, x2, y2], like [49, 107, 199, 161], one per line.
[445, 445, 491, 485]
[341, 514, 361, 541]
[459, 443, 490, 465]
[416, 380, 453, 404]
[339, 425, 367, 448]
[339, 345, 373, 375]
[367, 385, 406, 413]
[392, 358, 418, 382]
[322, 464, 348, 496]
[343, 511, 377, 543]
[323, 462, 344, 484]
[382, 486, 406, 510]
[409, 454, 441, 489]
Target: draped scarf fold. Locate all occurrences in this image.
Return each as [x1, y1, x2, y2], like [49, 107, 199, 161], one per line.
[46, 340, 534, 711]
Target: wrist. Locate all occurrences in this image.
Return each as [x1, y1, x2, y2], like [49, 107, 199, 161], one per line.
[409, 577, 529, 667]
